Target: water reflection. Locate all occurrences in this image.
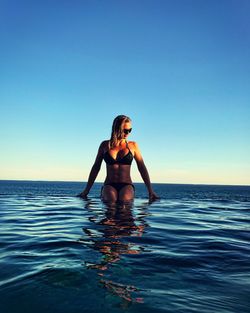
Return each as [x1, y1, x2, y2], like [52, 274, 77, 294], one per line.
[79, 199, 150, 303]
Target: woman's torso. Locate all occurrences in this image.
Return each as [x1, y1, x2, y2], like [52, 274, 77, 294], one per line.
[103, 140, 134, 183]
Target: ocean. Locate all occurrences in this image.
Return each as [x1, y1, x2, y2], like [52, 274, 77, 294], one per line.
[0, 180, 249, 313]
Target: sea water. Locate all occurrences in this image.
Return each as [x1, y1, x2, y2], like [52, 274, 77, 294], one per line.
[0, 180, 249, 313]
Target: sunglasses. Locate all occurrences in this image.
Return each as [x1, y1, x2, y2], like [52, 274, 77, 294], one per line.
[123, 128, 132, 134]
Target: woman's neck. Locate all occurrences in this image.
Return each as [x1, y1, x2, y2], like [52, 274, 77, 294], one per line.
[117, 139, 126, 146]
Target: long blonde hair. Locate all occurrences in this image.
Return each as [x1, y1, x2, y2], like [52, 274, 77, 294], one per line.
[109, 115, 131, 148]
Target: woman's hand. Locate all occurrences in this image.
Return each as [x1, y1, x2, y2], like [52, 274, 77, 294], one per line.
[149, 191, 160, 202]
[77, 190, 89, 199]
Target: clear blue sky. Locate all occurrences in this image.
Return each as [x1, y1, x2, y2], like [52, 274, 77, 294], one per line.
[1, 0, 249, 185]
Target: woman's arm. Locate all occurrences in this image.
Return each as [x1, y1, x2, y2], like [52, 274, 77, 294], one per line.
[133, 142, 159, 201]
[77, 141, 105, 198]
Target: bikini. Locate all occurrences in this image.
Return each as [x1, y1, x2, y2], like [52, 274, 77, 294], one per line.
[102, 141, 135, 193]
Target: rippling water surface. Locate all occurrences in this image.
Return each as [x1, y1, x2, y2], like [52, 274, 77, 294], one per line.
[0, 181, 249, 313]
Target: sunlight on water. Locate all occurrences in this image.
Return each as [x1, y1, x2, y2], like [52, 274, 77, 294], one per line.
[0, 181, 249, 313]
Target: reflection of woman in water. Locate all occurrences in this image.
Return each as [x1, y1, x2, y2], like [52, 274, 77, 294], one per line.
[77, 115, 159, 202]
[81, 199, 149, 303]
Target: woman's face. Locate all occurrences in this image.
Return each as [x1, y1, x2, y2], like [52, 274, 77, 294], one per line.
[122, 122, 132, 140]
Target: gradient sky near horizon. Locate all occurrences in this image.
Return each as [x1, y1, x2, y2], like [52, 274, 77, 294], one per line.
[1, 0, 250, 185]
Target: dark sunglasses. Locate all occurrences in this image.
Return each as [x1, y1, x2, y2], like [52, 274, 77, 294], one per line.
[123, 128, 132, 134]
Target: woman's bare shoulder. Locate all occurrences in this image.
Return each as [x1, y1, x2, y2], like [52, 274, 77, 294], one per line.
[99, 140, 109, 150]
[128, 141, 138, 146]
[101, 140, 109, 145]
[128, 141, 139, 150]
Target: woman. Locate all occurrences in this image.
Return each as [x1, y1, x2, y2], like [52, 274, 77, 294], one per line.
[77, 115, 159, 202]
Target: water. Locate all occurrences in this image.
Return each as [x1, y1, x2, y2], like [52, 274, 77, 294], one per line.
[0, 180, 249, 313]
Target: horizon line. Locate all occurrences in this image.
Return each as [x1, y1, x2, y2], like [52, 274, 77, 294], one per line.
[0, 179, 249, 187]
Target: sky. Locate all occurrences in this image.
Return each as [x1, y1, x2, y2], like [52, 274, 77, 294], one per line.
[0, 0, 249, 185]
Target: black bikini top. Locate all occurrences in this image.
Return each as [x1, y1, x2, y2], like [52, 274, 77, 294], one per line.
[103, 141, 133, 165]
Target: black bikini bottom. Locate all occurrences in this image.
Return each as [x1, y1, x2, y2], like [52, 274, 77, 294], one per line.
[102, 182, 135, 193]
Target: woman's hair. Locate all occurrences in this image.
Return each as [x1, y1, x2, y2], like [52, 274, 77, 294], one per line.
[109, 115, 131, 148]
